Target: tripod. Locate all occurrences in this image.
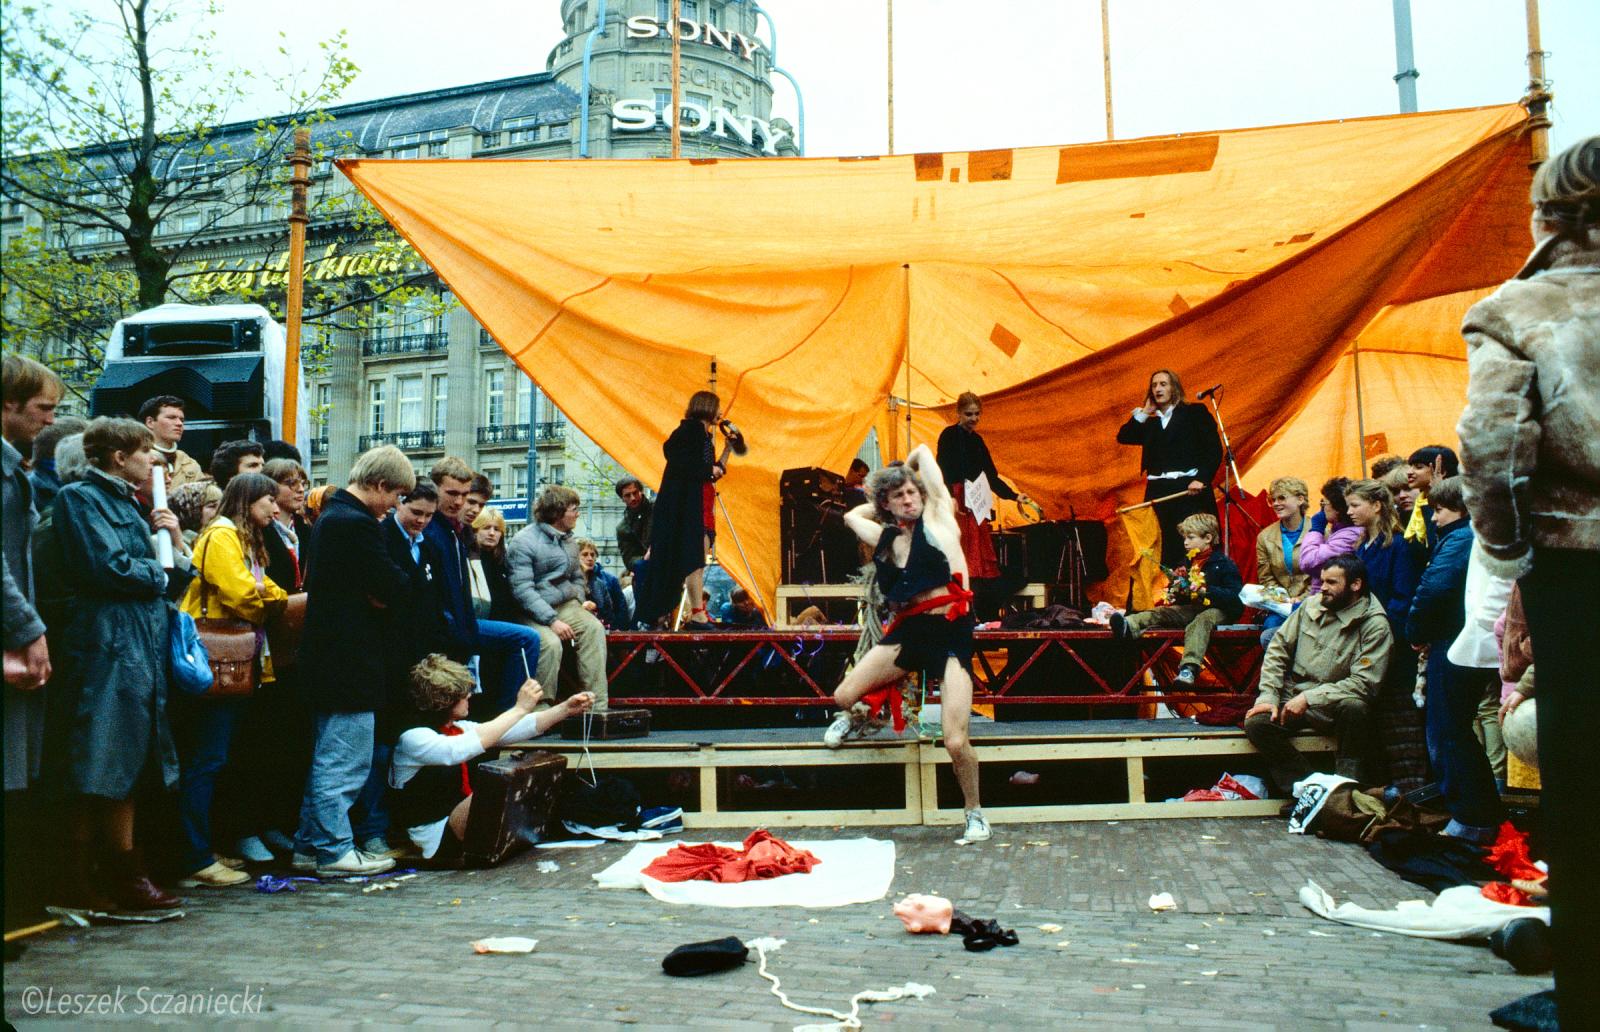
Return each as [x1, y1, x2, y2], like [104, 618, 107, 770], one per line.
[1204, 386, 1262, 554]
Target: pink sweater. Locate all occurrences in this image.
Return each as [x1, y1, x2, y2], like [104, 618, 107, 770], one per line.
[1297, 523, 1362, 594]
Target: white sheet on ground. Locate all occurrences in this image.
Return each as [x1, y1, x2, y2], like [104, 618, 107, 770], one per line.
[1298, 880, 1549, 939]
[593, 838, 895, 908]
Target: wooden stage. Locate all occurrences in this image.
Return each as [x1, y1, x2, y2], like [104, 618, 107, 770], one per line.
[517, 718, 1331, 830]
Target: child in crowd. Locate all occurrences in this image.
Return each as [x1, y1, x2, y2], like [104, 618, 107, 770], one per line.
[1298, 476, 1360, 594]
[389, 655, 593, 863]
[1112, 513, 1243, 685]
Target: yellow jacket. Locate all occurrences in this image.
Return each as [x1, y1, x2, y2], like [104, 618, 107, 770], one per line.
[180, 517, 288, 681]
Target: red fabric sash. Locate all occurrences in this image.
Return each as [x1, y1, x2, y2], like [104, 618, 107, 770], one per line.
[440, 723, 474, 798]
[863, 574, 975, 732]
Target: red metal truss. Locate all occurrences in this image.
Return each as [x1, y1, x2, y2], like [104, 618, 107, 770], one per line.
[604, 628, 1263, 708]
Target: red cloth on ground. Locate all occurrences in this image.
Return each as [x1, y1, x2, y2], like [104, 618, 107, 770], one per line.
[1481, 882, 1536, 906]
[1485, 822, 1543, 882]
[641, 830, 822, 884]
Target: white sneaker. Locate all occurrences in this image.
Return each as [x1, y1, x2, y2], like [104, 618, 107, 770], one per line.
[962, 810, 992, 842]
[823, 711, 855, 749]
[315, 849, 396, 877]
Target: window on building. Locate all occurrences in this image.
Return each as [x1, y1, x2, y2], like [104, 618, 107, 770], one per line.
[484, 369, 505, 426]
[396, 375, 423, 432]
[686, 91, 712, 121]
[511, 464, 529, 498]
[369, 380, 386, 435]
[389, 129, 447, 159]
[654, 90, 673, 121]
[515, 374, 532, 422]
[314, 383, 331, 441]
[480, 132, 502, 149]
[549, 464, 566, 485]
[374, 295, 438, 338]
[503, 116, 542, 145]
[485, 468, 503, 495]
[548, 123, 571, 140]
[657, 0, 697, 23]
[312, 158, 333, 178]
[431, 375, 449, 432]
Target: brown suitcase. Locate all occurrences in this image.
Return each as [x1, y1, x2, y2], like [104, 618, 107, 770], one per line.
[560, 707, 651, 740]
[462, 749, 567, 866]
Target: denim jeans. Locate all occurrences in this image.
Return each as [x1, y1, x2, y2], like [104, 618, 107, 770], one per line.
[1258, 611, 1288, 647]
[351, 741, 394, 845]
[293, 710, 374, 863]
[172, 697, 243, 875]
[475, 618, 543, 708]
[1423, 652, 1503, 833]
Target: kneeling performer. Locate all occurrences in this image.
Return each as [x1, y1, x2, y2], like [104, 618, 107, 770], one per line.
[827, 445, 988, 842]
[390, 654, 593, 864]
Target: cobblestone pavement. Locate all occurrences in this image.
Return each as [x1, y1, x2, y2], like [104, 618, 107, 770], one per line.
[5, 818, 1539, 1028]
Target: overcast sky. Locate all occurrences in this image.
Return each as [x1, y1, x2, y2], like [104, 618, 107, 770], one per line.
[181, 0, 1597, 156]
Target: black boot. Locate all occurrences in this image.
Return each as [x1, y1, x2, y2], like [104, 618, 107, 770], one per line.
[106, 849, 181, 911]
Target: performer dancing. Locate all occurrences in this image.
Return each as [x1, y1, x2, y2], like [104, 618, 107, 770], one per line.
[826, 445, 988, 842]
[1115, 369, 1222, 568]
[935, 391, 1033, 580]
[634, 390, 741, 630]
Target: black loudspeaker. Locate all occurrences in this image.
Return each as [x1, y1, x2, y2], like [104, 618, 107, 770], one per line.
[91, 354, 266, 423]
[120, 318, 262, 357]
[780, 467, 859, 584]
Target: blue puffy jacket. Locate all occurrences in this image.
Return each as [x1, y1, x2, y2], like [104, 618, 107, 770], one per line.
[1405, 517, 1473, 646]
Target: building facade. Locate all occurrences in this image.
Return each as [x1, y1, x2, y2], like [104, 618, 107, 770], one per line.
[1, 0, 801, 566]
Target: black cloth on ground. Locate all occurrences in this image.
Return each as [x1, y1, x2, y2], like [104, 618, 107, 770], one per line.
[1364, 828, 1498, 894]
[662, 936, 749, 976]
[997, 604, 1092, 630]
[950, 911, 1019, 952]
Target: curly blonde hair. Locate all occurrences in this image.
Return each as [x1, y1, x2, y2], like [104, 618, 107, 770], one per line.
[408, 653, 475, 714]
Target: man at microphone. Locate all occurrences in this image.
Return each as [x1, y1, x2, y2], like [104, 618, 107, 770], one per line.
[1115, 369, 1223, 568]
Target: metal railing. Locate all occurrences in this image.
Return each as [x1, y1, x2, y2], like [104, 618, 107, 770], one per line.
[358, 429, 444, 451]
[477, 421, 566, 446]
[310, 438, 329, 457]
[362, 331, 448, 357]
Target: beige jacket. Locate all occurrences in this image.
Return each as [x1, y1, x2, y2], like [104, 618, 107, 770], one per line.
[1255, 522, 1310, 599]
[157, 445, 206, 491]
[1255, 592, 1393, 709]
[1458, 240, 1600, 575]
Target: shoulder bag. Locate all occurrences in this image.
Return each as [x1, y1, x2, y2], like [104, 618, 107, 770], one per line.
[194, 535, 261, 697]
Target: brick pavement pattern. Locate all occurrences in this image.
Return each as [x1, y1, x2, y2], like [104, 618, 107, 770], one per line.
[5, 819, 1538, 1028]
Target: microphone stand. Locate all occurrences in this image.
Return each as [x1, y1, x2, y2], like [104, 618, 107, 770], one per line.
[1204, 386, 1261, 554]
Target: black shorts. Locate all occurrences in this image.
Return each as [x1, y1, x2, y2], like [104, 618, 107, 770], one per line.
[882, 612, 976, 674]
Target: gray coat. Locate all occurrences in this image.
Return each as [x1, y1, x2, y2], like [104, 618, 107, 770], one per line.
[3, 437, 46, 790]
[50, 468, 188, 798]
[506, 521, 583, 625]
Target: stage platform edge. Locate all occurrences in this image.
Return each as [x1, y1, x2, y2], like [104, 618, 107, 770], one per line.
[509, 720, 1332, 828]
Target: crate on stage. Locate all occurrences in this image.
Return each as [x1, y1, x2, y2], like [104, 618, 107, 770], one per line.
[462, 749, 567, 866]
[559, 707, 651, 740]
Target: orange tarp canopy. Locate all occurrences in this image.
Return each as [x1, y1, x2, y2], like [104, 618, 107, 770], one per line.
[340, 104, 1533, 609]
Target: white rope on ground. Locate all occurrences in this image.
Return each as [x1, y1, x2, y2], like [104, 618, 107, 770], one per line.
[746, 937, 934, 1032]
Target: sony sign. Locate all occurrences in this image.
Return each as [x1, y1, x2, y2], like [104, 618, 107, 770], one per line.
[625, 15, 764, 62]
[612, 99, 790, 156]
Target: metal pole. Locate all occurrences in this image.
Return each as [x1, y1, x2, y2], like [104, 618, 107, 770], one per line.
[903, 264, 911, 450]
[670, 0, 682, 159]
[1524, 0, 1551, 163]
[1101, 0, 1114, 140]
[525, 378, 540, 506]
[282, 127, 311, 445]
[886, 0, 894, 155]
[1391, 0, 1419, 113]
[1352, 341, 1369, 478]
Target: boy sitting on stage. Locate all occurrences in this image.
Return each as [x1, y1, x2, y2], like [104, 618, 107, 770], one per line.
[1111, 513, 1244, 684]
[389, 654, 593, 863]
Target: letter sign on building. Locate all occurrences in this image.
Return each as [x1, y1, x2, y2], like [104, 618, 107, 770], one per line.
[610, 99, 789, 156]
[624, 15, 764, 63]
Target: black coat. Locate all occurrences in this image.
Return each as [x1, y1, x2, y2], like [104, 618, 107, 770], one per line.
[480, 549, 520, 623]
[262, 513, 309, 593]
[299, 489, 412, 713]
[1115, 403, 1223, 488]
[378, 516, 452, 735]
[636, 420, 715, 625]
[935, 424, 1017, 499]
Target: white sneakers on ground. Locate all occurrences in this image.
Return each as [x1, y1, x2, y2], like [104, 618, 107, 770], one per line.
[314, 849, 396, 877]
[962, 809, 992, 842]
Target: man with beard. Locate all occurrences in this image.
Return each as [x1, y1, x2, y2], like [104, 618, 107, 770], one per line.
[1243, 556, 1393, 795]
